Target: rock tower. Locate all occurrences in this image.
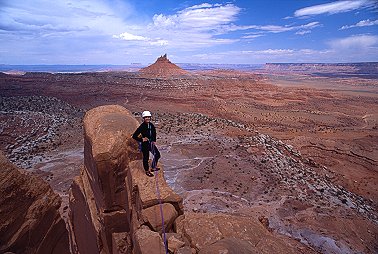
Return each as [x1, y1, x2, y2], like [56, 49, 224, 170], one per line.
[68, 105, 184, 253]
[139, 54, 188, 77]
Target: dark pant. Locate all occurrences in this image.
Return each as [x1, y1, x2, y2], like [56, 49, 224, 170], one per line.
[141, 142, 161, 171]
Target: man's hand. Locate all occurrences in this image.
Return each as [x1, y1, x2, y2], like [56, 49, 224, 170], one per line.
[142, 137, 149, 142]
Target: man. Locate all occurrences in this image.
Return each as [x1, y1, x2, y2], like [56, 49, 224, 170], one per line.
[132, 110, 161, 177]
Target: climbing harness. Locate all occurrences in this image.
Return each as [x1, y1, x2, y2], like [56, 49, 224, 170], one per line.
[151, 143, 168, 254]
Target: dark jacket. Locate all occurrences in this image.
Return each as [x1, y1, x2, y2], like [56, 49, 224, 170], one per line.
[132, 122, 157, 143]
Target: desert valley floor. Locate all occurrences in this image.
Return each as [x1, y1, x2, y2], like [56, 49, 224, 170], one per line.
[0, 66, 377, 253]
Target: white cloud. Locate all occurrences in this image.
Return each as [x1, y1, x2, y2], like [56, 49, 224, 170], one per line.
[185, 3, 215, 10]
[340, 19, 378, 29]
[293, 21, 321, 35]
[301, 22, 320, 28]
[242, 34, 264, 39]
[113, 32, 147, 41]
[215, 24, 256, 33]
[152, 14, 176, 27]
[2, 0, 376, 64]
[186, 44, 378, 63]
[298, 49, 326, 55]
[149, 39, 169, 46]
[258, 22, 320, 33]
[294, 0, 376, 17]
[192, 53, 224, 61]
[221, 21, 320, 35]
[257, 25, 293, 33]
[191, 48, 334, 63]
[256, 49, 294, 55]
[296, 30, 311, 35]
[328, 34, 378, 49]
[152, 3, 240, 31]
[113, 3, 242, 50]
[0, 0, 138, 37]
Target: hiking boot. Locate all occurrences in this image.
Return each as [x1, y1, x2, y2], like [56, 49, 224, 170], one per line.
[151, 167, 160, 172]
[145, 170, 154, 177]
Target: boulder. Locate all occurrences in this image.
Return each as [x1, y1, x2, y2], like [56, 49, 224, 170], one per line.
[130, 160, 183, 213]
[167, 235, 185, 253]
[134, 227, 166, 254]
[175, 213, 222, 250]
[142, 203, 178, 233]
[0, 152, 69, 254]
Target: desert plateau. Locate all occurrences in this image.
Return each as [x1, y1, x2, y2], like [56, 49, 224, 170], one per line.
[0, 56, 377, 254]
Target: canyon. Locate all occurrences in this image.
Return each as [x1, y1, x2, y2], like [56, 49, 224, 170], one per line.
[0, 57, 377, 253]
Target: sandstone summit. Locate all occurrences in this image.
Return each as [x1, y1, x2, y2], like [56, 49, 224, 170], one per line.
[139, 54, 188, 77]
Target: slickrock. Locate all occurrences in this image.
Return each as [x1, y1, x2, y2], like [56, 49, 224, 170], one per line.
[0, 152, 69, 254]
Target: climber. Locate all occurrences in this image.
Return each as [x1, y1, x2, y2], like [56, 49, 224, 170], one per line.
[132, 110, 161, 177]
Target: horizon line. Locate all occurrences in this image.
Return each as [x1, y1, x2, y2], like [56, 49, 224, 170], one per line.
[1, 61, 378, 66]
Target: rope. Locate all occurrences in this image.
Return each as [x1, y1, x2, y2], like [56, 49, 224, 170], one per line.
[151, 143, 168, 254]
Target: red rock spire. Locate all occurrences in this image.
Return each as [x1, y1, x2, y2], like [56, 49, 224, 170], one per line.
[140, 54, 188, 77]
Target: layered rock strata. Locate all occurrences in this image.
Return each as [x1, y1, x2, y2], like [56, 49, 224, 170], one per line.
[0, 152, 70, 254]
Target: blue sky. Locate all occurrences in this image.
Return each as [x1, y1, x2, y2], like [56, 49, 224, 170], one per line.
[0, 0, 377, 64]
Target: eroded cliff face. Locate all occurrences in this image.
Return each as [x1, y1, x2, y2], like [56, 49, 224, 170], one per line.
[0, 152, 70, 254]
[68, 105, 316, 254]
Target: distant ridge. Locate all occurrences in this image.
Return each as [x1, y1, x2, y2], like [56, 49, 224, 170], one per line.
[263, 62, 378, 79]
[139, 54, 188, 77]
[0, 64, 142, 73]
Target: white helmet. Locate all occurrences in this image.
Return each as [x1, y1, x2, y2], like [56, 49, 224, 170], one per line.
[142, 111, 152, 118]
